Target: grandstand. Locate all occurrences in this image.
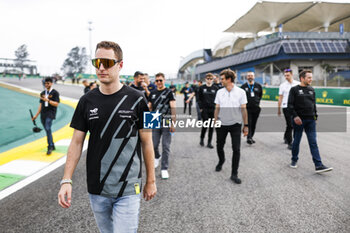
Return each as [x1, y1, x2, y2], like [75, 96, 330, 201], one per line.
[178, 1, 350, 86]
[0, 58, 38, 76]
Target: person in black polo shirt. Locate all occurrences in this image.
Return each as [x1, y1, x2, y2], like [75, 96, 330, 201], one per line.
[288, 69, 332, 173]
[131, 71, 150, 97]
[198, 73, 218, 148]
[58, 41, 156, 233]
[148, 72, 176, 179]
[186, 80, 203, 121]
[32, 77, 60, 155]
[180, 82, 193, 115]
[241, 72, 263, 144]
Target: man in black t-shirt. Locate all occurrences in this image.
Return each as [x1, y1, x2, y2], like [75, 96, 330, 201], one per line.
[148, 72, 176, 179]
[197, 73, 218, 148]
[241, 72, 262, 144]
[32, 77, 60, 155]
[58, 41, 156, 233]
[213, 74, 223, 89]
[82, 80, 90, 94]
[180, 82, 193, 115]
[288, 70, 332, 173]
[169, 81, 177, 96]
[187, 80, 203, 120]
[131, 71, 150, 97]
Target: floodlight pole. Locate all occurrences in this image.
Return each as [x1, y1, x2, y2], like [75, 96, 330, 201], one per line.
[88, 21, 93, 74]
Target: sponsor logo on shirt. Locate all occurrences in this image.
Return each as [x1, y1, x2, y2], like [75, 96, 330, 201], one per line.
[90, 108, 98, 115]
[89, 108, 99, 120]
[118, 110, 134, 119]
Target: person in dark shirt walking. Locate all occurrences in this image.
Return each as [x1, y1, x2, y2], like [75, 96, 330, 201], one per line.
[213, 74, 223, 89]
[131, 71, 150, 97]
[180, 82, 193, 115]
[58, 41, 156, 233]
[32, 77, 60, 155]
[82, 80, 90, 94]
[241, 72, 262, 144]
[197, 73, 218, 148]
[169, 81, 177, 96]
[148, 72, 176, 179]
[186, 80, 203, 121]
[288, 70, 332, 173]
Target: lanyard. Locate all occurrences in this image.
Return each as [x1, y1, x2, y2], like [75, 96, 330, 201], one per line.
[247, 83, 254, 93]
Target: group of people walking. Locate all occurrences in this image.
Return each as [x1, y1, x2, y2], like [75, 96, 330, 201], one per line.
[52, 40, 332, 233]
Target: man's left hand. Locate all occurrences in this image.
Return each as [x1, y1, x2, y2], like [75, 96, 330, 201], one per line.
[143, 182, 157, 201]
[242, 126, 248, 136]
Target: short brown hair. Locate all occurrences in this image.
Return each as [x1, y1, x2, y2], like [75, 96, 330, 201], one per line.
[299, 69, 312, 79]
[96, 41, 123, 60]
[205, 73, 214, 79]
[220, 69, 236, 82]
[155, 72, 165, 78]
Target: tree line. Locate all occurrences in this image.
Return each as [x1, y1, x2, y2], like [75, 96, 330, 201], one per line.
[13, 44, 88, 79]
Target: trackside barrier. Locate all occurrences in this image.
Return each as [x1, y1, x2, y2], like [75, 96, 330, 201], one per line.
[262, 87, 350, 106]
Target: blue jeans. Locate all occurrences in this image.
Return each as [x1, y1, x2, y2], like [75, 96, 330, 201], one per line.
[41, 117, 54, 148]
[292, 119, 322, 167]
[152, 127, 172, 170]
[89, 194, 140, 233]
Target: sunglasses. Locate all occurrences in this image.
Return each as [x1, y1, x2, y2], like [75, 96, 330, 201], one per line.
[91, 58, 121, 69]
[155, 79, 163, 82]
[206, 78, 213, 80]
[284, 69, 292, 72]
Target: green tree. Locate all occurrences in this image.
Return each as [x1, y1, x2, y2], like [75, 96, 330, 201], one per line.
[61, 46, 88, 80]
[14, 44, 29, 73]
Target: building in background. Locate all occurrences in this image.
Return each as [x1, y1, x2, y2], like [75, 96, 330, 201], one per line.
[179, 1, 350, 87]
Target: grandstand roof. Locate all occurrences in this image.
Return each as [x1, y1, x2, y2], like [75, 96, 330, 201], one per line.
[225, 1, 350, 34]
[195, 32, 350, 75]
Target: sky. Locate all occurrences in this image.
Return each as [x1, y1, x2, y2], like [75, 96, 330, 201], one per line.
[0, 0, 347, 77]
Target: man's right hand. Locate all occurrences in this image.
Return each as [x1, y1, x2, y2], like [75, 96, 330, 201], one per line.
[294, 116, 302, 125]
[277, 108, 281, 116]
[58, 184, 72, 208]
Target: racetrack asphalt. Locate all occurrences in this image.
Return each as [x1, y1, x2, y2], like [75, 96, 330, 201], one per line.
[0, 78, 349, 233]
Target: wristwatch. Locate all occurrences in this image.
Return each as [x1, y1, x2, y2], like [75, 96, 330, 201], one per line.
[244, 124, 249, 127]
[60, 179, 73, 186]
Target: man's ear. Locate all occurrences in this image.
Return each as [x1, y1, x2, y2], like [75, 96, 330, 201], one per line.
[119, 60, 123, 69]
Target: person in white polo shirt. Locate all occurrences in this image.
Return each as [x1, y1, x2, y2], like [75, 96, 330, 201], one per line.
[278, 68, 300, 150]
[214, 69, 248, 184]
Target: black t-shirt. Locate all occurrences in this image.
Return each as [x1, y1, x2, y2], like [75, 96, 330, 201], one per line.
[241, 82, 263, 110]
[198, 84, 218, 109]
[84, 86, 90, 94]
[148, 88, 175, 118]
[213, 83, 223, 89]
[288, 85, 317, 120]
[169, 85, 176, 92]
[180, 86, 193, 101]
[70, 86, 149, 198]
[130, 83, 146, 95]
[39, 89, 60, 119]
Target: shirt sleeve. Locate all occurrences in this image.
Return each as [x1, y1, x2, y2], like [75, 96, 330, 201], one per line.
[168, 89, 175, 101]
[70, 98, 88, 132]
[313, 89, 318, 120]
[39, 91, 44, 104]
[240, 90, 248, 105]
[136, 95, 150, 130]
[214, 90, 220, 105]
[278, 84, 283, 95]
[258, 84, 263, 99]
[197, 86, 204, 109]
[287, 87, 298, 118]
[52, 90, 60, 102]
